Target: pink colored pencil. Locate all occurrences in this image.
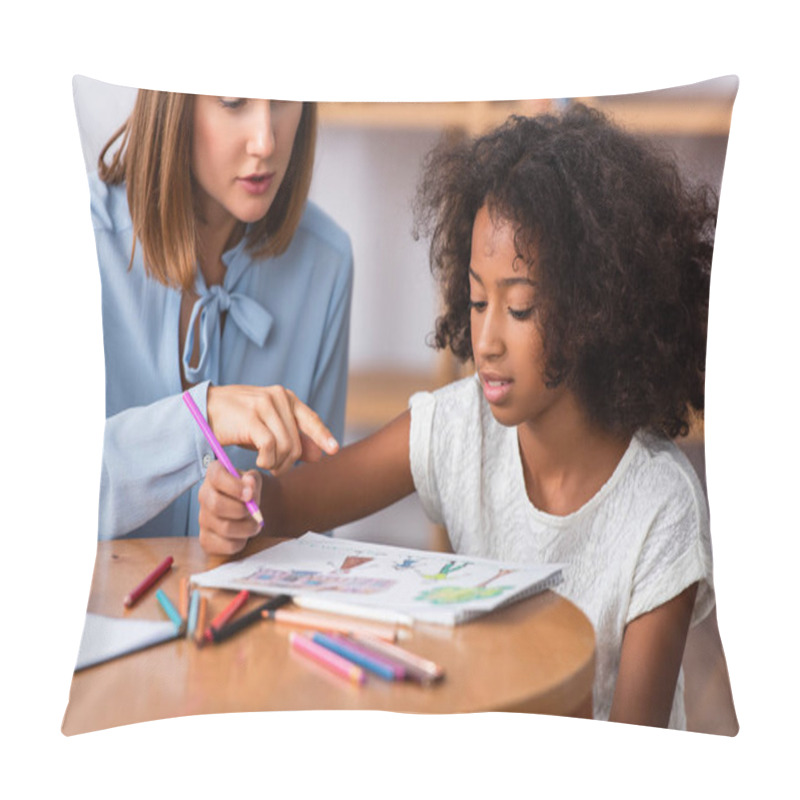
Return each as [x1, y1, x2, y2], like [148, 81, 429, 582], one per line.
[182, 391, 264, 529]
[123, 556, 173, 608]
[290, 632, 366, 686]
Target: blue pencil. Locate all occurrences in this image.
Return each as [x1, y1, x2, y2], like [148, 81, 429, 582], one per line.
[187, 589, 200, 638]
[312, 632, 404, 681]
[156, 589, 185, 632]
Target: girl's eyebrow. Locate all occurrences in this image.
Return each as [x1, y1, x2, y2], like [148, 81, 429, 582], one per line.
[469, 266, 535, 288]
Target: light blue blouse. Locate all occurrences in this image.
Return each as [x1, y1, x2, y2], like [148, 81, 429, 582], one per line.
[90, 173, 353, 539]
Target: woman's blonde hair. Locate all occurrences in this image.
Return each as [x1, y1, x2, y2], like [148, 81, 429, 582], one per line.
[98, 90, 317, 291]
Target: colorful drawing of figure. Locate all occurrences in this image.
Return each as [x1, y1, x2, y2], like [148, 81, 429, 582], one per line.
[394, 556, 419, 570]
[421, 560, 471, 581]
[415, 568, 516, 605]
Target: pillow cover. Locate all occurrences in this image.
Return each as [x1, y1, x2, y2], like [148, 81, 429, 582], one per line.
[63, 75, 738, 737]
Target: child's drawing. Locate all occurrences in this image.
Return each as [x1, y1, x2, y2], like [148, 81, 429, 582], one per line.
[242, 567, 394, 595]
[421, 559, 472, 581]
[339, 555, 373, 573]
[415, 568, 516, 605]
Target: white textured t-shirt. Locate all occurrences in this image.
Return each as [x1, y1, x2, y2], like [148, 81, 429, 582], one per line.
[409, 375, 714, 727]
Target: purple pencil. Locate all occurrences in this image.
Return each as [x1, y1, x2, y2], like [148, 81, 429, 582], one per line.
[182, 391, 264, 529]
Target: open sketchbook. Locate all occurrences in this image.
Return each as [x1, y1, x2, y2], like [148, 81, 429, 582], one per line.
[191, 533, 564, 625]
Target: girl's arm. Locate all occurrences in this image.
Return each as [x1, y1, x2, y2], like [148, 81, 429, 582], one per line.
[609, 582, 698, 727]
[198, 411, 415, 555]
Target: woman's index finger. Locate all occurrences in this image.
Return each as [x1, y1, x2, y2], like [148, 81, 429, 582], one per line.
[291, 398, 339, 455]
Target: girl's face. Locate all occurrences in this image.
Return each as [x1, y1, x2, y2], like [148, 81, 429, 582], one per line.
[469, 205, 569, 429]
[191, 95, 303, 231]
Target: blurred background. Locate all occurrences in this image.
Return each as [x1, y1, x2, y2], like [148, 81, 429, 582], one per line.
[73, 74, 738, 736]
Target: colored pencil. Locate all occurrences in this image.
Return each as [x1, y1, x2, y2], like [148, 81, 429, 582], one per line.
[262, 608, 398, 642]
[349, 634, 445, 684]
[293, 595, 414, 627]
[123, 556, 174, 608]
[179, 577, 189, 619]
[194, 596, 208, 645]
[204, 589, 249, 642]
[182, 390, 264, 529]
[290, 632, 366, 686]
[312, 633, 404, 681]
[208, 595, 291, 643]
[187, 589, 200, 638]
[156, 589, 184, 631]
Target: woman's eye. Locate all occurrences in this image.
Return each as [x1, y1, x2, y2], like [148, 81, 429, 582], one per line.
[509, 306, 535, 321]
[468, 300, 487, 312]
[219, 97, 246, 109]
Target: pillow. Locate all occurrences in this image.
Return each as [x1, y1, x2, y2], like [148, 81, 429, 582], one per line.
[63, 75, 738, 738]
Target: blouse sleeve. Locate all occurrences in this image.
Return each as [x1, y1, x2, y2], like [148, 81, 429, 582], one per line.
[98, 381, 214, 539]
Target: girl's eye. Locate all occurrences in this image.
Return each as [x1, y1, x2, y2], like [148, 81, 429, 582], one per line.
[468, 300, 487, 312]
[509, 306, 535, 321]
[219, 97, 246, 109]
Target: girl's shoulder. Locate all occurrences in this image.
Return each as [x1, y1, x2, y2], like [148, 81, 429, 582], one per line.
[409, 375, 507, 450]
[627, 432, 709, 526]
[410, 374, 483, 421]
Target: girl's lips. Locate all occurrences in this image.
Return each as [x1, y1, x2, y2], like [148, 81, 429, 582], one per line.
[237, 173, 274, 196]
[480, 374, 513, 404]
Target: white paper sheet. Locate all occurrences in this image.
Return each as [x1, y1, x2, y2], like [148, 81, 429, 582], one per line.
[75, 613, 180, 671]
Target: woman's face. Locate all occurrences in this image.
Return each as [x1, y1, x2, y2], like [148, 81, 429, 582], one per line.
[191, 95, 303, 231]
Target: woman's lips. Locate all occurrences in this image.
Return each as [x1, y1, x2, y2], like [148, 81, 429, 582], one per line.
[480, 374, 513, 404]
[238, 173, 274, 196]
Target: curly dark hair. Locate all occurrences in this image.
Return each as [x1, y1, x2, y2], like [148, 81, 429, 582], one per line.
[413, 103, 717, 439]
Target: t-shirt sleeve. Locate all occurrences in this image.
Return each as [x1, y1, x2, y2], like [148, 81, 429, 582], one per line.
[408, 390, 445, 526]
[627, 471, 715, 627]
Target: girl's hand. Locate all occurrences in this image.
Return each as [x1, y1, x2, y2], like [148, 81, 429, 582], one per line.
[206, 385, 339, 474]
[198, 461, 264, 555]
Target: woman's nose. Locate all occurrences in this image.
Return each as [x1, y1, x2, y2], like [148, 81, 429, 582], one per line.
[246, 101, 275, 159]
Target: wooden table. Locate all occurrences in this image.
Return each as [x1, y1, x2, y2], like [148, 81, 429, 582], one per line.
[62, 537, 595, 735]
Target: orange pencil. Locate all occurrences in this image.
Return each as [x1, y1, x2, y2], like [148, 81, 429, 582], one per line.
[204, 590, 249, 642]
[179, 577, 189, 619]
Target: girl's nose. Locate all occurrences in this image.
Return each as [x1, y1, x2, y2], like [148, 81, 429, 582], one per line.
[246, 101, 275, 159]
[474, 308, 505, 360]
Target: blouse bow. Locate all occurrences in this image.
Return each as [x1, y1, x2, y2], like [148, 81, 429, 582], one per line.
[181, 283, 273, 385]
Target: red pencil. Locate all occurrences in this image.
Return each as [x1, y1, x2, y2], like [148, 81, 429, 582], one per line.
[123, 556, 174, 608]
[204, 589, 249, 642]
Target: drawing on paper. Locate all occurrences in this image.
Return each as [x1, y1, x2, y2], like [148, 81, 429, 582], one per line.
[242, 567, 394, 595]
[421, 560, 472, 581]
[415, 568, 517, 605]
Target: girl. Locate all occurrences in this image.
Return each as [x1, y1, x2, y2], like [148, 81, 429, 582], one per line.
[91, 90, 352, 539]
[198, 104, 717, 728]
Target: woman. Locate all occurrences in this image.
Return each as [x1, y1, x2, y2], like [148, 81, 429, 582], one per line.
[91, 90, 353, 539]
